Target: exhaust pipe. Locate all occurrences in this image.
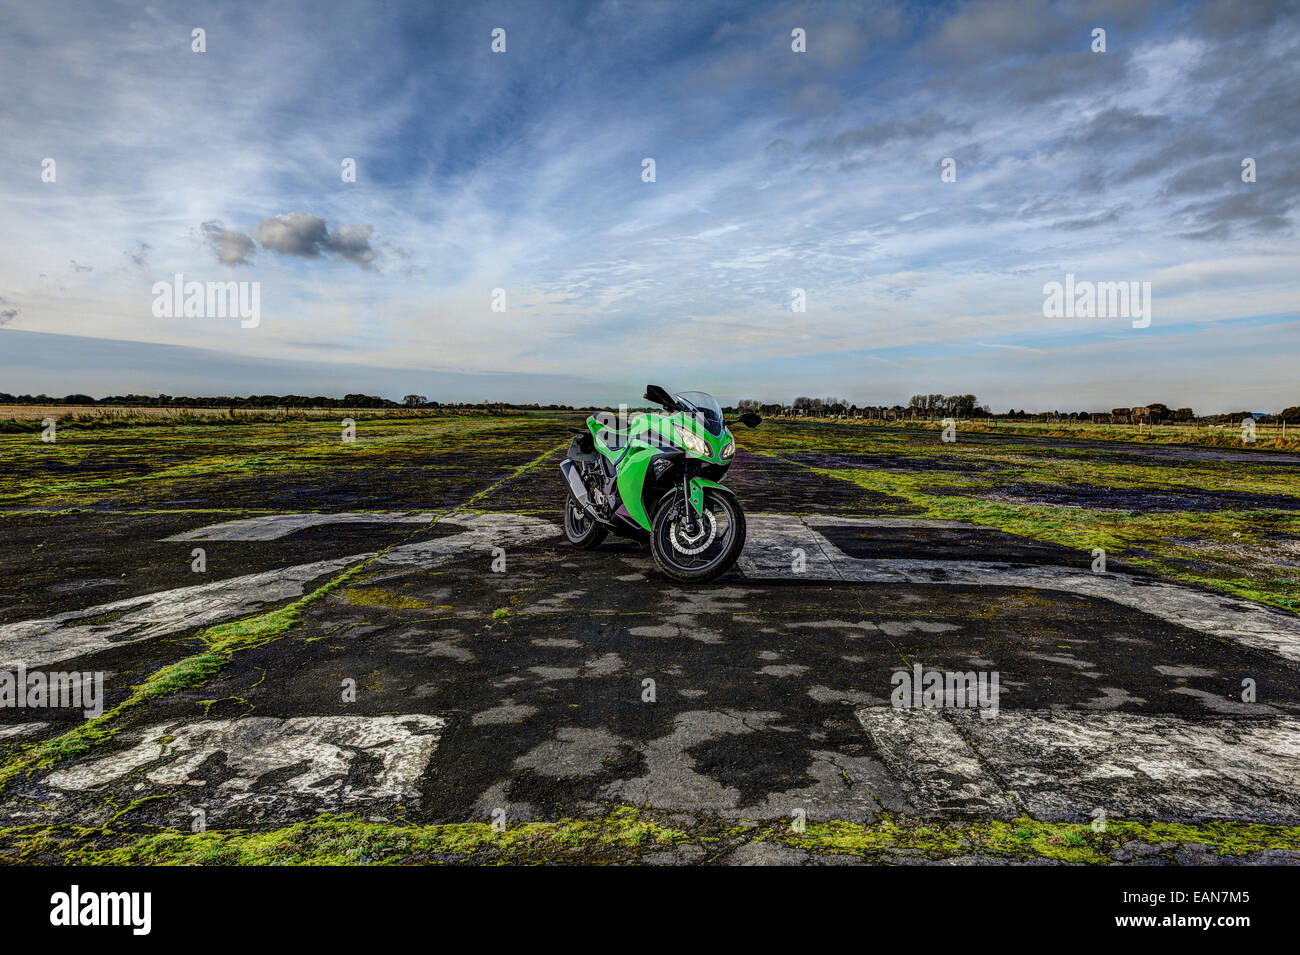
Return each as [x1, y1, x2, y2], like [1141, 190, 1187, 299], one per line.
[560, 460, 601, 520]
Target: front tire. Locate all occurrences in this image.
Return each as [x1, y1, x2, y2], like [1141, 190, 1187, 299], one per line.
[564, 495, 608, 549]
[650, 489, 746, 583]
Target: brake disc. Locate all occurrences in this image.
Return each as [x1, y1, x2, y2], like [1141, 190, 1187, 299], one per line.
[670, 509, 718, 555]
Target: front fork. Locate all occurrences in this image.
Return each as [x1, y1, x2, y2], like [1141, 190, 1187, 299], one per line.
[681, 475, 696, 534]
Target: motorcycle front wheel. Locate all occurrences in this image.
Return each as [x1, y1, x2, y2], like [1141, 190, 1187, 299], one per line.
[650, 490, 746, 583]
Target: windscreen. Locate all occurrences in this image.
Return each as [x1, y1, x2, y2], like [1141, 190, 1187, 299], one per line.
[675, 391, 725, 436]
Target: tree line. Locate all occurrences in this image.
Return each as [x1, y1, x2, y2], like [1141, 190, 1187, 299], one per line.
[4, 390, 1298, 421]
[0, 393, 578, 411]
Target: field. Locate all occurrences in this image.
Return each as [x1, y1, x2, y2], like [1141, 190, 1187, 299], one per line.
[1, 411, 1298, 865]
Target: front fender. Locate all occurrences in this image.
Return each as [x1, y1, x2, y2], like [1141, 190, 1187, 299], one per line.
[687, 477, 733, 515]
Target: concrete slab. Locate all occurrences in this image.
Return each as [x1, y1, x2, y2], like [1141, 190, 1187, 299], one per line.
[38, 714, 446, 826]
[857, 708, 1300, 823]
[742, 514, 1300, 664]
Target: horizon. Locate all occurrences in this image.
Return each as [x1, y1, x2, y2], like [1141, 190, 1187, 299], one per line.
[2, 0, 1298, 410]
[0, 328, 1283, 418]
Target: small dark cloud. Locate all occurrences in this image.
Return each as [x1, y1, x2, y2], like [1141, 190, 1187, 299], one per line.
[1160, 158, 1243, 198]
[1171, 154, 1300, 238]
[322, 222, 378, 270]
[1016, 196, 1060, 219]
[1190, 0, 1297, 40]
[1073, 169, 1107, 195]
[1177, 190, 1295, 239]
[125, 241, 151, 268]
[70, 260, 93, 273]
[252, 211, 377, 269]
[781, 82, 844, 117]
[1054, 108, 1171, 153]
[379, 239, 420, 277]
[801, 113, 973, 174]
[0, 295, 17, 326]
[804, 111, 968, 158]
[920, 0, 1158, 66]
[920, 0, 1057, 65]
[1114, 131, 1229, 185]
[200, 220, 257, 266]
[999, 50, 1137, 106]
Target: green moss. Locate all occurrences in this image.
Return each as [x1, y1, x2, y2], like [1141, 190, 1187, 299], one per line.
[106, 795, 173, 826]
[0, 808, 689, 866]
[342, 587, 431, 609]
[0, 810, 1294, 866]
[779, 815, 1300, 864]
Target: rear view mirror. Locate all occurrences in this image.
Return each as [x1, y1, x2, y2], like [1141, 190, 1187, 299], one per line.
[644, 384, 675, 409]
[737, 413, 762, 428]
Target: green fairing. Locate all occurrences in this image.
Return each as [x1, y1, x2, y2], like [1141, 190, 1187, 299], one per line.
[587, 410, 736, 531]
[616, 449, 656, 528]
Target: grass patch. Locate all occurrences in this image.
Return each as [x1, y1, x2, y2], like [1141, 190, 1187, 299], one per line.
[342, 586, 431, 610]
[2, 810, 1296, 866]
[0, 412, 574, 509]
[815, 463, 1300, 612]
[0, 807, 688, 865]
[783, 815, 1300, 864]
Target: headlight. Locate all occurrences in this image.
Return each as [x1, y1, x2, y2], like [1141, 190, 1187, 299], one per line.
[674, 425, 709, 456]
[721, 440, 735, 458]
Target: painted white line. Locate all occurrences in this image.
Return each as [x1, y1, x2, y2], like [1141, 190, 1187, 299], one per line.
[165, 511, 440, 542]
[0, 722, 51, 739]
[856, 708, 1300, 822]
[42, 714, 445, 821]
[0, 555, 359, 671]
[851, 707, 1019, 818]
[371, 512, 560, 571]
[741, 515, 1300, 664]
[0, 512, 559, 669]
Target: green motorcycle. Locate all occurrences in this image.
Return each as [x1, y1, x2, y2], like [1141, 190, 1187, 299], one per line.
[560, 385, 761, 583]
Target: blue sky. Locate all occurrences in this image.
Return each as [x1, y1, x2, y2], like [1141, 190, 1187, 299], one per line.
[1, 0, 1297, 411]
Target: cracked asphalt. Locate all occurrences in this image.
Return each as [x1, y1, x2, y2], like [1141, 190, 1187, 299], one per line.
[2, 424, 1299, 865]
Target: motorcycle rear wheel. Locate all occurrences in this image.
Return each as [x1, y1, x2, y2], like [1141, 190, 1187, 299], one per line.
[564, 495, 608, 549]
